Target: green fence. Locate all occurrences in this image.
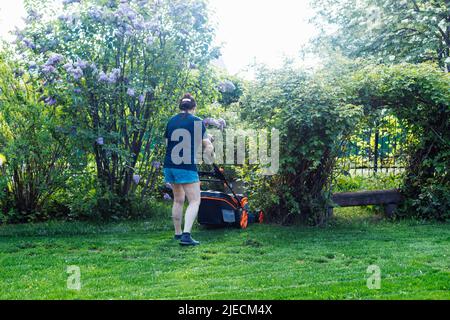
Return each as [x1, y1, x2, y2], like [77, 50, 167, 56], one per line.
[337, 114, 413, 176]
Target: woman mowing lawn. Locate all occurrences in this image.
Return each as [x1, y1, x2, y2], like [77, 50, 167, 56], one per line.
[164, 93, 214, 246]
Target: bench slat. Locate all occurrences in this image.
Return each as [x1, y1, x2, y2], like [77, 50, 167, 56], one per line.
[332, 189, 403, 207]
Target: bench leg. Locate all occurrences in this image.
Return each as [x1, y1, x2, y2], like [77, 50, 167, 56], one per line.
[384, 204, 397, 218]
[327, 207, 334, 218]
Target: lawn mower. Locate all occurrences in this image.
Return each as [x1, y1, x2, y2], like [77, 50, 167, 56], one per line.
[198, 164, 264, 229]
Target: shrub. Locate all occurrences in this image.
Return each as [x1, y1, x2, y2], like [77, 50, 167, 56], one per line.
[333, 173, 403, 193]
[14, 0, 220, 218]
[349, 63, 450, 220]
[0, 52, 85, 223]
[240, 63, 363, 225]
[240, 62, 449, 224]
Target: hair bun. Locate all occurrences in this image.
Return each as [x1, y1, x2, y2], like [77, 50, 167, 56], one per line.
[179, 93, 197, 111]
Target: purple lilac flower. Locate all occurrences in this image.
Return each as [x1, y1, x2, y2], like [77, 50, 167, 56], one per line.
[133, 174, 141, 185]
[217, 118, 227, 131]
[75, 59, 88, 70]
[70, 67, 83, 80]
[13, 27, 24, 41]
[46, 53, 64, 66]
[63, 62, 73, 71]
[138, 94, 145, 105]
[98, 71, 108, 82]
[96, 137, 104, 145]
[41, 64, 57, 74]
[210, 119, 221, 128]
[127, 88, 135, 97]
[203, 118, 220, 128]
[146, 19, 161, 33]
[64, 62, 83, 80]
[88, 6, 104, 21]
[74, 88, 82, 94]
[133, 20, 145, 31]
[108, 68, 121, 84]
[163, 193, 172, 201]
[118, 24, 134, 37]
[44, 97, 57, 106]
[107, 74, 117, 84]
[117, 3, 137, 20]
[217, 118, 227, 130]
[25, 9, 42, 22]
[23, 38, 36, 50]
[152, 161, 161, 169]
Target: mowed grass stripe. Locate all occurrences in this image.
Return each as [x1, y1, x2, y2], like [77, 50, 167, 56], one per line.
[0, 211, 449, 299]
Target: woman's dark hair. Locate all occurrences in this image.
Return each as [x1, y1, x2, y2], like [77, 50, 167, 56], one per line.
[179, 93, 197, 111]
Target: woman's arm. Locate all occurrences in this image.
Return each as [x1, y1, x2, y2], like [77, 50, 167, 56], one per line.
[202, 138, 215, 164]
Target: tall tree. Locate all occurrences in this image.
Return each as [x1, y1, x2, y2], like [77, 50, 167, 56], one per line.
[311, 0, 450, 71]
[15, 0, 220, 208]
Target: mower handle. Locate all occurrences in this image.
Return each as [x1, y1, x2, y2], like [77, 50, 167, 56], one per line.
[199, 164, 243, 209]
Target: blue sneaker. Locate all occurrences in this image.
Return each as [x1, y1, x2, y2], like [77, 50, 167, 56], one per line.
[174, 234, 183, 241]
[180, 233, 200, 246]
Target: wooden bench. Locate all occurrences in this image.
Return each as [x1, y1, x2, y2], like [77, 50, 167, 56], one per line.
[329, 189, 404, 217]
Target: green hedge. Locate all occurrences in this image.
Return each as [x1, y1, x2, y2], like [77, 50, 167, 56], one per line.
[240, 62, 449, 224]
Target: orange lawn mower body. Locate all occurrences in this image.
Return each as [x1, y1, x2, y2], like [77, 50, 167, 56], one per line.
[198, 164, 263, 229]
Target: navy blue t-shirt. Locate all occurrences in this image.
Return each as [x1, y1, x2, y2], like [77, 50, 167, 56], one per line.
[164, 113, 207, 172]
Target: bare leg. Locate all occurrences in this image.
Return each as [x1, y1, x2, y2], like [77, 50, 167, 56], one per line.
[171, 184, 185, 236]
[182, 182, 201, 234]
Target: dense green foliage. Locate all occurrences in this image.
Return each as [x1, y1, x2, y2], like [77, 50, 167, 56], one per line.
[311, 0, 450, 71]
[0, 0, 448, 224]
[348, 63, 450, 220]
[0, 211, 448, 299]
[240, 63, 363, 225]
[3, 0, 220, 220]
[0, 52, 85, 222]
[240, 62, 449, 223]
[334, 173, 403, 193]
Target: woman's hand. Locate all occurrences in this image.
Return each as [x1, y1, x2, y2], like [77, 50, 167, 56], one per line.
[206, 133, 215, 143]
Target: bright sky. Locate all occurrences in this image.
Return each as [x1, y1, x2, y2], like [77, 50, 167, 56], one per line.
[0, 1, 26, 40]
[209, 0, 317, 74]
[0, 0, 317, 75]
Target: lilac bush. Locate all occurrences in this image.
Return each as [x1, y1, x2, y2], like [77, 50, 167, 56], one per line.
[15, 0, 220, 213]
[0, 52, 86, 221]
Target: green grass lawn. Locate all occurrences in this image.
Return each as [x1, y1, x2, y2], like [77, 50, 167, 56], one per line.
[0, 208, 449, 300]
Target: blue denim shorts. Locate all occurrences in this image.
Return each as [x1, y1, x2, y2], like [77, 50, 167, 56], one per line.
[164, 168, 200, 184]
